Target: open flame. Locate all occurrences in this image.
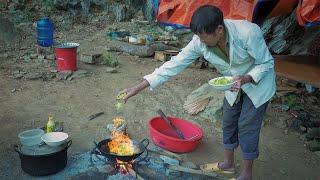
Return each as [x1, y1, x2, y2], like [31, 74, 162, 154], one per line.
[108, 117, 135, 156]
[116, 159, 133, 174]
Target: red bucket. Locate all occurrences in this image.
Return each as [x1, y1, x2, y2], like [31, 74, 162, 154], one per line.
[55, 43, 79, 72]
[148, 116, 204, 153]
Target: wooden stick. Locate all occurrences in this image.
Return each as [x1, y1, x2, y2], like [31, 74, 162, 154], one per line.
[167, 165, 218, 178]
[147, 148, 183, 161]
[276, 86, 299, 92]
[161, 150, 183, 161]
[128, 167, 144, 180]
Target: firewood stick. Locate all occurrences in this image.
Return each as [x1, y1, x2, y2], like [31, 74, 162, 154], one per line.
[147, 148, 183, 161]
[167, 165, 218, 178]
[128, 168, 144, 180]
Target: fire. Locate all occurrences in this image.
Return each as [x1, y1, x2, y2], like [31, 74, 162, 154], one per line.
[108, 117, 135, 156]
[116, 159, 133, 174]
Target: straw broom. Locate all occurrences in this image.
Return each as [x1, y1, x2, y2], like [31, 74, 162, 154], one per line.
[183, 94, 212, 115]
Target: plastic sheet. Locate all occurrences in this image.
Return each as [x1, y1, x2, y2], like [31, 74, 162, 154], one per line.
[156, 0, 255, 28]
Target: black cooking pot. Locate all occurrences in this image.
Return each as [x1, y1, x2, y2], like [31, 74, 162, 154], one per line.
[14, 140, 72, 176]
[96, 138, 149, 162]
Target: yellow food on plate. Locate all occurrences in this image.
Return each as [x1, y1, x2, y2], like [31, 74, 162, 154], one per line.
[213, 77, 231, 86]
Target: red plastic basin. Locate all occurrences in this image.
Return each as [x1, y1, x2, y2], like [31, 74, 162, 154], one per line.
[148, 116, 204, 153]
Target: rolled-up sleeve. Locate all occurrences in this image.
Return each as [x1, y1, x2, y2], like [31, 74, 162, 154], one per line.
[143, 35, 202, 89]
[246, 24, 274, 83]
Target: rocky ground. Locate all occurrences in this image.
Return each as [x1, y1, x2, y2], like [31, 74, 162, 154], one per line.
[0, 1, 320, 179]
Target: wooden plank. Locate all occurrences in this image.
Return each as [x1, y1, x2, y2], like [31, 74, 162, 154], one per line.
[274, 55, 320, 88]
[167, 165, 218, 178]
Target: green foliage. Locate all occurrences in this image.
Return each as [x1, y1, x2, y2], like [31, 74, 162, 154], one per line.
[285, 94, 297, 109]
[285, 94, 303, 110]
[101, 52, 119, 67]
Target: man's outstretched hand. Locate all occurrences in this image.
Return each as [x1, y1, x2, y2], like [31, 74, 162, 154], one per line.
[230, 75, 253, 92]
[122, 87, 139, 102]
[120, 79, 150, 103]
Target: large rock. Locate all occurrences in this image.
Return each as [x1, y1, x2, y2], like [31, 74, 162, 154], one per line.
[81, 52, 102, 64]
[185, 83, 224, 123]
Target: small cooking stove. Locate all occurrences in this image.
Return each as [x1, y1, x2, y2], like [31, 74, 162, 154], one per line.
[90, 141, 150, 179]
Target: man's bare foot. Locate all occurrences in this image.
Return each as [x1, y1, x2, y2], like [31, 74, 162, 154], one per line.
[218, 161, 234, 170]
[236, 171, 252, 180]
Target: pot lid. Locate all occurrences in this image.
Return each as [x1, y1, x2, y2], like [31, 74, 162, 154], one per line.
[55, 42, 79, 49]
[18, 141, 69, 156]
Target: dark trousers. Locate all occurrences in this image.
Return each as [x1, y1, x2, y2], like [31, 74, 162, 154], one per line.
[222, 93, 268, 160]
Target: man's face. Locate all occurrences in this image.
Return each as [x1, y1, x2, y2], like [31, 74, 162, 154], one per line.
[197, 25, 224, 47]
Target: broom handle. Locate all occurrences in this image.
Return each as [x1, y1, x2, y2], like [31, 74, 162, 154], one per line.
[157, 109, 185, 139]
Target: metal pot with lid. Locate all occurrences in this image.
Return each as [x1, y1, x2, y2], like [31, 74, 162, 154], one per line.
[15, 140, 72, 176]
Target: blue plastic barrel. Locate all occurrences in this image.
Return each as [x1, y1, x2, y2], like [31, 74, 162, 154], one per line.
[37, 17, 54, 47]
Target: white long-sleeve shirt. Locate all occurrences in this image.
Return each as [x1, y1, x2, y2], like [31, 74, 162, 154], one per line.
[144, 20, 276, 108]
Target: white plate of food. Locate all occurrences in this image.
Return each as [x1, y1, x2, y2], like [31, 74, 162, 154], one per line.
[208, 76, 235, 91]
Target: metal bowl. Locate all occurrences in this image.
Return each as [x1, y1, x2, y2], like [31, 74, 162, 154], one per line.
[18, 129, 45, 146]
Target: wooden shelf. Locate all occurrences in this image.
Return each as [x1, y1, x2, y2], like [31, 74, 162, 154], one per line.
[274, 55, 320, 88]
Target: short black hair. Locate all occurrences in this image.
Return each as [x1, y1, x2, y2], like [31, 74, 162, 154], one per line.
[190, 5, 224, 34]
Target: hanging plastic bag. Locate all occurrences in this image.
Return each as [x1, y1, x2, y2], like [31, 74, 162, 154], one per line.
[296, 0, 320, 26]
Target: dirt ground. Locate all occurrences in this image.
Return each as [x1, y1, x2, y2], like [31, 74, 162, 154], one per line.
[1, 20, 320, 180]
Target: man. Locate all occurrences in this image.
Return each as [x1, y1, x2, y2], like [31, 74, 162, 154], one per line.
[122, 5, 275, 180]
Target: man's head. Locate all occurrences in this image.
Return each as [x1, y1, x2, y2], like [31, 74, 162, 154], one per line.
[190, 5, 225, 47]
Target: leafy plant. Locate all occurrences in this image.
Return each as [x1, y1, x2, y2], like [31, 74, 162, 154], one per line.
[101, 52, 119, 67]
[285, 94, 297, 109]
